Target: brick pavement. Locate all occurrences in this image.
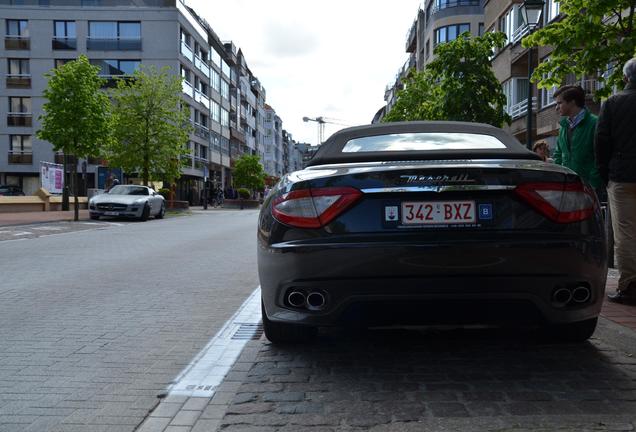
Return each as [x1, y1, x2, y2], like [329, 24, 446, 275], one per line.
[141, 272, 636, 432]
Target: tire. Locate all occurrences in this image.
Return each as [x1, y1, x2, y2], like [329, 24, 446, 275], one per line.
[155, 203, 165, 219]
[90, 214, 100, 220]
[261, 300, 317, 344]
[140, 203, 150, 221]
[547, 317, 598, 342]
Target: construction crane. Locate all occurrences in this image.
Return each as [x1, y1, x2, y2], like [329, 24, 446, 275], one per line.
[302, 116, 351, 145]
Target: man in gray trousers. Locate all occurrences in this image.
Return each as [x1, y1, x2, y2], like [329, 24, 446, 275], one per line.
[595, 58, 636, 304]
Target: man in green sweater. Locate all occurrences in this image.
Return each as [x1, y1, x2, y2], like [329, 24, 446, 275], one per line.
[553, 85, 603, 197]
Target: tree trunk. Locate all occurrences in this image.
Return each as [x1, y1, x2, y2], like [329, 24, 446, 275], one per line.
[62, 152, 69, 211]
[73, 160, 79, 222]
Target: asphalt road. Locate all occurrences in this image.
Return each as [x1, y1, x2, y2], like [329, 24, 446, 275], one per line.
[0, 210, 260, 432]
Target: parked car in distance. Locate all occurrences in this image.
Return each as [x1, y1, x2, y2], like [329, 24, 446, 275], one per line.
[258, 121, 607, 344]
[88, 185, 165, 221]
[0, 185, 25, 196]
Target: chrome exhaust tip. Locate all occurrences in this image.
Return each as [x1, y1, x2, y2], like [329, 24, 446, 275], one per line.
[306, 291, 326, 310]
[287, 291, 306, 308]
[572, 286, 591, 303]
[552, 287, 573, 306]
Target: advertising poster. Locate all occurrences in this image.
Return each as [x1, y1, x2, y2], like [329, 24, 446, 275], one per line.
[40, 161, 64, 194]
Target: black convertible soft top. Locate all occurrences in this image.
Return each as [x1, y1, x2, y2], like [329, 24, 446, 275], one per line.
[306, 121, 541, 167]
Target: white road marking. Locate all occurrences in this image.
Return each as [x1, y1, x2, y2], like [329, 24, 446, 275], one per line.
[31, 226, 63, 231]
[168, 287, 262, 397]
[12, 231, 32, 236]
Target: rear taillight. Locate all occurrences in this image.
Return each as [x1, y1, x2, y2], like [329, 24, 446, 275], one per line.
[515, 182, 597, 223]
[272, 187, 362, 228]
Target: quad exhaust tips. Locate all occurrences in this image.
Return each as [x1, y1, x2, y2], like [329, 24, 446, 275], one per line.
[286, 290, 327, 310]
[287, 291, 306, 308]
[551, 285, 591, 307]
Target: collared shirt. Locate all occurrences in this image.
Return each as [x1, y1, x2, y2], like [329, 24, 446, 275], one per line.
[568, 108, 587, 129]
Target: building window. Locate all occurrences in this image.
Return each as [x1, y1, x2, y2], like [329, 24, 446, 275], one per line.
[211, 101, 220, 124]
[8, 97, 32, 127]
[478, 22, 484, 36]
[88, 21, 141, 50]
[9, 135, 32, 164]
[5, 19, 29, 50]
[503, 78, 532, 119]
[211, 69, 221, 93]
[499, 5, 526, 45]
[53, 21, 76, 50]
[434, 23, 470, 46]
[425, 39, 430, 59]
[544, 0, 560, 24]
[221, 79, 229, 100]
[54, 58, 73, 68]
[90, 59, 140, 76]
[220, 108, 229, 128]
[7, 58, 30, 88]
[434, 0, 479, 12]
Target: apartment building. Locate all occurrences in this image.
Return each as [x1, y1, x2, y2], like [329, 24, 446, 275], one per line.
[381, 0, 485, 118]
[0, 0, 260, 201]
[262, 104, 284, 177]
[484, 0, 602, 148]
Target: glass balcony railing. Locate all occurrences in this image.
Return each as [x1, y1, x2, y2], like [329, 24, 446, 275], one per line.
[5, 36, 30, 50]
[182, 80, 194, 98]
[52, 37, 77, 50]
[6, 74, 31, 89]
[180, 40, 194, 62]
[193, 89, 210, 108]
[7, 113, 32, 127]
[8, 152, 32, 164]
[432, 0, 480, 13]
[194, 55, 210, 78]
[87, 37, 141, 51]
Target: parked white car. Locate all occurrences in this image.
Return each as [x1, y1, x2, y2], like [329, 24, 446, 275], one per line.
[88, 185, 165, 221]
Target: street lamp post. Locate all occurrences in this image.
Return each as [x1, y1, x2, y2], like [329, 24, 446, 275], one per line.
[520, 0, 545, 150]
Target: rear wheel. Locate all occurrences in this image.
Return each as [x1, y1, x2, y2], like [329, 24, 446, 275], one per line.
[140, 203, 150, 221]
[261, 300, 316, 344]
[547, 317, 598, 342]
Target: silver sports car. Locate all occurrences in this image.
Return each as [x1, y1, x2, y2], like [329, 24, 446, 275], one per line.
[88, 185, 165, 221]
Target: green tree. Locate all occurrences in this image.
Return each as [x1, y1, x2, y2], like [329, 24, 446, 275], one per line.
[232, 155, 266, 194]
[385, 32, 511, 127]
[107, 65, 191, 186]
[38, 55, 111, 221]
[523, 0, 636, 98]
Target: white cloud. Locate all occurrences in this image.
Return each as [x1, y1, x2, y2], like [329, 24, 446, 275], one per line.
[186, 0, 420, 145]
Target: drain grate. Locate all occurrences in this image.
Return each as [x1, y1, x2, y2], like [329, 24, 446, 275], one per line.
[231, 322, 263, 340]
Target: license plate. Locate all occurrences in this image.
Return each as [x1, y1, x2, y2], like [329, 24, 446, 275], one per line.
[104, 211, 119, 216]
[401, 201, 476, 225]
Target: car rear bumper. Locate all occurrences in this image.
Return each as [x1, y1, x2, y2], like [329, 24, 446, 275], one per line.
[259, 237, 607, 327]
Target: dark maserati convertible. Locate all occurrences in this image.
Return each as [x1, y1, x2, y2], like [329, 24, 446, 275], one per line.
[257, 121, 607, 344]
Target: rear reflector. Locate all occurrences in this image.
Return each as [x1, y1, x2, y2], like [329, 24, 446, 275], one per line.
[272, 187, 362, 228]
[515, 182, 596, 223]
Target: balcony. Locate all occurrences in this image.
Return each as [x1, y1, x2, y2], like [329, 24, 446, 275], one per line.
[5, 36, 29, 50]
[7, 113, 32, 127]
[6, 74, 31, 89]
[511, 25, 529, 45]
[432, 0, 480, 14]
[194, 54, 210, 78]
[230, 128, 246, 143]
[182, 80, 194, 98]
[8, 152, 32, 164]
[54, 153, 77, 165]
[193, 89, 210, 108]
[194, 158, 207, 170]
[180, 40, 194, 62]
[87, 38, 142, 51]
[52, 37, 77, 50]
[507, 97, 537, 120]
[193, 123, 210, 140]
[405, 21, 416, 53]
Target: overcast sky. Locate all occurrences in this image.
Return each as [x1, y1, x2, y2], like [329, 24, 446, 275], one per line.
[186, 0, 422, 145]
